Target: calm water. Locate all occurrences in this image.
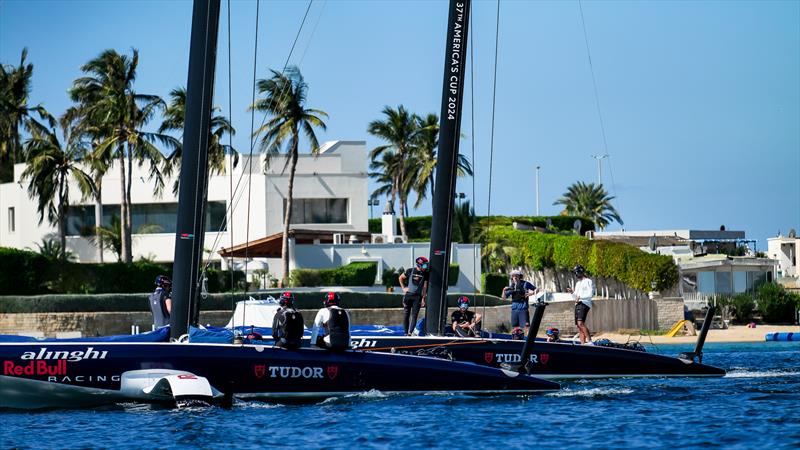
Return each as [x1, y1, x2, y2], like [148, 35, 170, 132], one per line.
[2, 342, 799, 449]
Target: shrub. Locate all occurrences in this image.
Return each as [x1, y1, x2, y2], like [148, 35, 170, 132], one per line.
[0, 292, 508, 313]
[482, 273, 507, 297]
[757, 283, 800, 324]
[204, 269, 247, 293]
[448, 263, 460, 286]
[725, 293, 756, 324]
[485, 226, 678, 292]
[290, 262, 378, 287]
[0, 247, 50, 295]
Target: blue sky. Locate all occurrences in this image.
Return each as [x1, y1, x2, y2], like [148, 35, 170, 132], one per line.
[1, 0, 798, 249]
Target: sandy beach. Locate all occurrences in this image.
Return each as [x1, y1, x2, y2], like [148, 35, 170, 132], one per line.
[594, 325, 800, 344]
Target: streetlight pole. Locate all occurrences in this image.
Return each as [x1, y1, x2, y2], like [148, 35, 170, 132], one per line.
[535, 165, 541, 216]
[368, 199, 379, 219]
[591, 154, 609, 185]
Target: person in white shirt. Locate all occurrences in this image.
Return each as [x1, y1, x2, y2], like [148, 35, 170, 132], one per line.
[566, 264, 594, 345]
[310, 292, 351, 351]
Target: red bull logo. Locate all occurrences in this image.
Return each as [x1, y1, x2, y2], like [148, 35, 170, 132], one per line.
[4, 360, 67, 376]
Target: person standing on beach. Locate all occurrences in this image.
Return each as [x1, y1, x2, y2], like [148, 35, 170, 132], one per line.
[398, 256, 430, 335]
[566, 265, 593, 345]
[149, 275, 172, 328]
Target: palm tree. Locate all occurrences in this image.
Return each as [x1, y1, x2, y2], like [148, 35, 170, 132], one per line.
[68, 49, 176, 262]
[159, 87, 237, 193]
[32, 236, 76, 262]
[553, 181, 622, 230]
[408, 113, 473, 208]
[21, 123, 94, 260]
[250, 66, 327, 287]
[0, 48, 54, 182]
[367, 105, 418, 237]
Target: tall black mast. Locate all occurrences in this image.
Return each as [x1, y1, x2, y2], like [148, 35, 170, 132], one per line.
[170, 0, 221, 339]
[426, 0, 471, 336]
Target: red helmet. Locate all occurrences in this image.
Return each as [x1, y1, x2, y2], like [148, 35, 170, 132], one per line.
[457, 296, 469, 309]
[279, 291, 294, 307]
[324, 291, 341, 307]
[415, 256, 429, 270]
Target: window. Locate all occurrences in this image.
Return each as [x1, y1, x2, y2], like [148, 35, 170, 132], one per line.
[7, 207, 14, 233]
[284, 198, 348, 224]
[66, 202, 227, 235]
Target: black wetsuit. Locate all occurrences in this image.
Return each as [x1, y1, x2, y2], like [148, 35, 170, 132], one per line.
[451, 309, 478, 337]
[402, 267, 429, 335]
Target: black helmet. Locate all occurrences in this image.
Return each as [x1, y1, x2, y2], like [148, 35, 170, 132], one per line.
[573, 265, 586, 276]
[279, 291, 294, 307]
[155, 275, 172, 288]
[324, 291, 341, 307]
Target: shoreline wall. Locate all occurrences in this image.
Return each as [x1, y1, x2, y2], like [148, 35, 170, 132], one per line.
[0, 298, 684, 337]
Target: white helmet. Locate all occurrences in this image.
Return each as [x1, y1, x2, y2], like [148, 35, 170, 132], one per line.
[510, 269, 523, 277]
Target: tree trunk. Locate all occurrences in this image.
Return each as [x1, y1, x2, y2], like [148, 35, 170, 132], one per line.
[393, 176, 407, 238]
[118, 148, 129, 262]
[58, 174, 66, 261]
[95, 182, 104, 263]
[125, 143, 133, 262]
[280, 140, 300, 287]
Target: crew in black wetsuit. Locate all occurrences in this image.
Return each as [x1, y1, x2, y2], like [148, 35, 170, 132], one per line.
[399, 256, 430, 336]
[311, 292, 351, 351]
[272, 291, 304, 349]
[148, 275, 172, 328]
[451, 296, 482, 337]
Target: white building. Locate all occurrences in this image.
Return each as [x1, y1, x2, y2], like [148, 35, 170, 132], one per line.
[767, 232, 799, 279]
[0, 140, 369, 280]
[592, 228, 775, 298]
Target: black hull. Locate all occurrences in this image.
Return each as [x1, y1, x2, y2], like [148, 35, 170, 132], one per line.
[347, 336, 726, 378]
[0, 342, 558, 410]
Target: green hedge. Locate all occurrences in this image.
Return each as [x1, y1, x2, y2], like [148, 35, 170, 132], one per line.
[487, 226, 679, 292]
[0, 248, 50, 295]
[290, 262, 378, 287]
[757, 283, 800, 323]
[368, 215, 595, 241]
[0, 247, 245, 295]
[381, 263, 460, 288]
[482, 273, 507, 297]
[0, 292, 508, 313]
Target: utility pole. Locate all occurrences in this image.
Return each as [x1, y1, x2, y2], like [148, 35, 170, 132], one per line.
[591, 154, 609, 185]
[535, 165, 541, 216]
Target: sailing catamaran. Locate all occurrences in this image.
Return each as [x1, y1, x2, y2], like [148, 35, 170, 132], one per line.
[0, 0, 560, 410]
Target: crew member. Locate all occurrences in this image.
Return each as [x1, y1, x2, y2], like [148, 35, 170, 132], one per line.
[148, 275, 172, 328]
[501, 269, 536, 340]
[310, 292, 351, 351]
[545, 327, 561, 342]
[566, 264, 594, 345]
[272, 291, 304, 349]
[399, 256, 430, 336]
[450, 296, 482, 337]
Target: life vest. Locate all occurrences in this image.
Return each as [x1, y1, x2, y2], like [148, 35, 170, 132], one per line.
[274, 308, 304, 349]
[148, 289, 170, 327]
[509, 281, 528, 302]
[326, 307, 351, 351]
[406, 268, 426, 296]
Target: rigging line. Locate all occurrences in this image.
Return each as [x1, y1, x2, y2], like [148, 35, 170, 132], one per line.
[468, 5, 483, 318]
[297, 0, 326, 67]
[486, 0, 500, 240]
[243, 0, 262, 332]
[203, 0, 316, 264]
[227, 0, 235, 305]
[577, 0, 622, 221]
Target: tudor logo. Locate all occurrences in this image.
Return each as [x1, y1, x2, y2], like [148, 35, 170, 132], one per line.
[540, 353, 549, 365]
[254, 365, 266, 378]
[268, 366, 324, 379]
[484, 352, 494, 363]
[327, 366, 339, 380]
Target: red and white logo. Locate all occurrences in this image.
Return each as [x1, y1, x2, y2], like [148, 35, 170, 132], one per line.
[177, 374, 197, 380]
[484, 352, 494, 363]
[254, 365, 266, 378]
[327, 365, 339, 380]
[539, 353, 550, 365]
